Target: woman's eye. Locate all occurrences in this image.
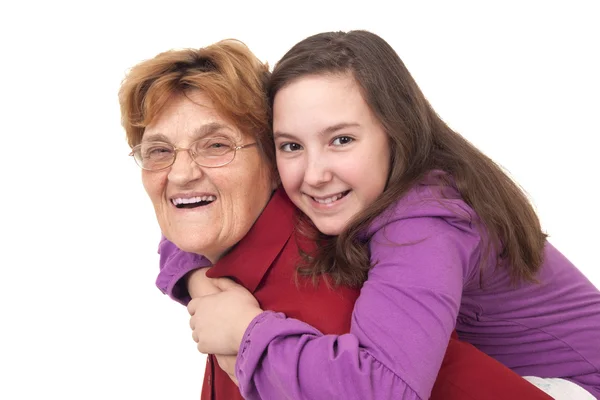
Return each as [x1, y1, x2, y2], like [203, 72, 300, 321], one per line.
[197, 138, 233, 156]
[280, 143, 303, 152]
[332, 136, 353, 146]
[145, 146, 172, 158]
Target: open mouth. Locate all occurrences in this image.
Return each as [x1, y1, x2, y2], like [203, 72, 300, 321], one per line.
[311, 190, 350, 205]
[171, 195, 216, 209]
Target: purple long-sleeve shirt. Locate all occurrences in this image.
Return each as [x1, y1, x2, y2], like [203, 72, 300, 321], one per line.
[233, 173, 600, 399]
[157, 173, 600, 399]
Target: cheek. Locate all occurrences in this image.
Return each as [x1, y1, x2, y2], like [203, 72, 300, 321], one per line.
[360, 143, 390, 185]
[378, 151, 392, 186]
[365, 160, 389, 200]
[141, 172, 165, 201]
[225, 161, 272, 201]
[276, 159, 302, 191]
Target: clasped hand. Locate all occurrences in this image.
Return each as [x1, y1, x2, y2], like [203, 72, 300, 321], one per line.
[187, 277, 263, 356]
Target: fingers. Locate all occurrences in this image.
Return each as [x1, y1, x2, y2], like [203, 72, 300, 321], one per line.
[187, 297, 200, 315]
[212, 277, 241, 291]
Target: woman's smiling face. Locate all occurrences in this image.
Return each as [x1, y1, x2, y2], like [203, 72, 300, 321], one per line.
[142, 90, 274, 262]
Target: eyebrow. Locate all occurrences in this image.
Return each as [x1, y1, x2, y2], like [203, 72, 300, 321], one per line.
[274, 122, 361, 140]
[142, 122, 234, 143]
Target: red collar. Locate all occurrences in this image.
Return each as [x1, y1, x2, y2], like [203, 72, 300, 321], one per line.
[205, 187, 296, 292]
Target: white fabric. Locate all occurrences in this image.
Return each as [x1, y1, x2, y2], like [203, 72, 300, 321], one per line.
[523, 376, 596, 399]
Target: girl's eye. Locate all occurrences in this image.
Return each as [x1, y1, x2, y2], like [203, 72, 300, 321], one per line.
[280, 143, 303, 152]
[332, 136, 353, 146]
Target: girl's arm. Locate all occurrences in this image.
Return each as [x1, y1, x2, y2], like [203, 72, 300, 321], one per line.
[234, 216, 477, 400]
[155, 235, 214, 305]
[156, 235, 239, 384]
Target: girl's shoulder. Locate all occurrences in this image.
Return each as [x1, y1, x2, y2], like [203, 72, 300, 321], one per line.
[366, 170, 486, 287]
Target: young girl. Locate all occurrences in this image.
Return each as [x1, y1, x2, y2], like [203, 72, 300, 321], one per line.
[166, 31, 600, 399]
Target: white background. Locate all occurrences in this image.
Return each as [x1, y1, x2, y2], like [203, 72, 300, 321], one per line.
[1, 1, 598, 399]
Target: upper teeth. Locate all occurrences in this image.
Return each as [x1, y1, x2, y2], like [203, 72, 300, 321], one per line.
[313, 193, 345, 204]
[172, 195, 216, 205]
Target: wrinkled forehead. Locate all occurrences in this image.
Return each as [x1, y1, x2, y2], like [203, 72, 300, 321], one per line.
[143, 91, 246, 144]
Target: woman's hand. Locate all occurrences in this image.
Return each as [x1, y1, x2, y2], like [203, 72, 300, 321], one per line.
[187, 278, 263, 355]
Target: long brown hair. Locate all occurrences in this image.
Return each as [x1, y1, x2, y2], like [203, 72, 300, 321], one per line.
[269, 30, 547, 288]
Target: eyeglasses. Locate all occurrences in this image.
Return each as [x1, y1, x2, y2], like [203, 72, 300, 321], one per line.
[130, 137, 257, 171]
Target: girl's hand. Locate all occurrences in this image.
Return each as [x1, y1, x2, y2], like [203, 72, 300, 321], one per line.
[186, 267, 221, 297]
[215, 354, 239, 386]
[188, 278, 263, 355]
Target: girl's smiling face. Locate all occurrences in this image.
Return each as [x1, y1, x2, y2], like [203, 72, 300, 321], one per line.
[273, 73, 390, 235]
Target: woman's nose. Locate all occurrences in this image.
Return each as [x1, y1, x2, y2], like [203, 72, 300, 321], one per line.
[167, 150, 203, 185]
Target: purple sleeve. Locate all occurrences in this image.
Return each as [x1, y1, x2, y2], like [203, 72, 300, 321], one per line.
[155, 235, 212, 305]
[234, 217, 480, 400]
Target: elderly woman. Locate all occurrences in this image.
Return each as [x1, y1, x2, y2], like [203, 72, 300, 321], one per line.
[118, 40, 552, 399]
[119, 40, 360, 400]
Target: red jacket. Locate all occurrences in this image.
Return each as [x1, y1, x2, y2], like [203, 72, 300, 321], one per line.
[174, 189, 551, 399]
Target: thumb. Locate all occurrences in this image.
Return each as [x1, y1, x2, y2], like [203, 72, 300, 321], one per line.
[211, 277, 241, 291]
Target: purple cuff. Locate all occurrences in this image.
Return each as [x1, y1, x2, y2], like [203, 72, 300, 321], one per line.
[155, 236, 212, 305]
[235, 311, 288, 394]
